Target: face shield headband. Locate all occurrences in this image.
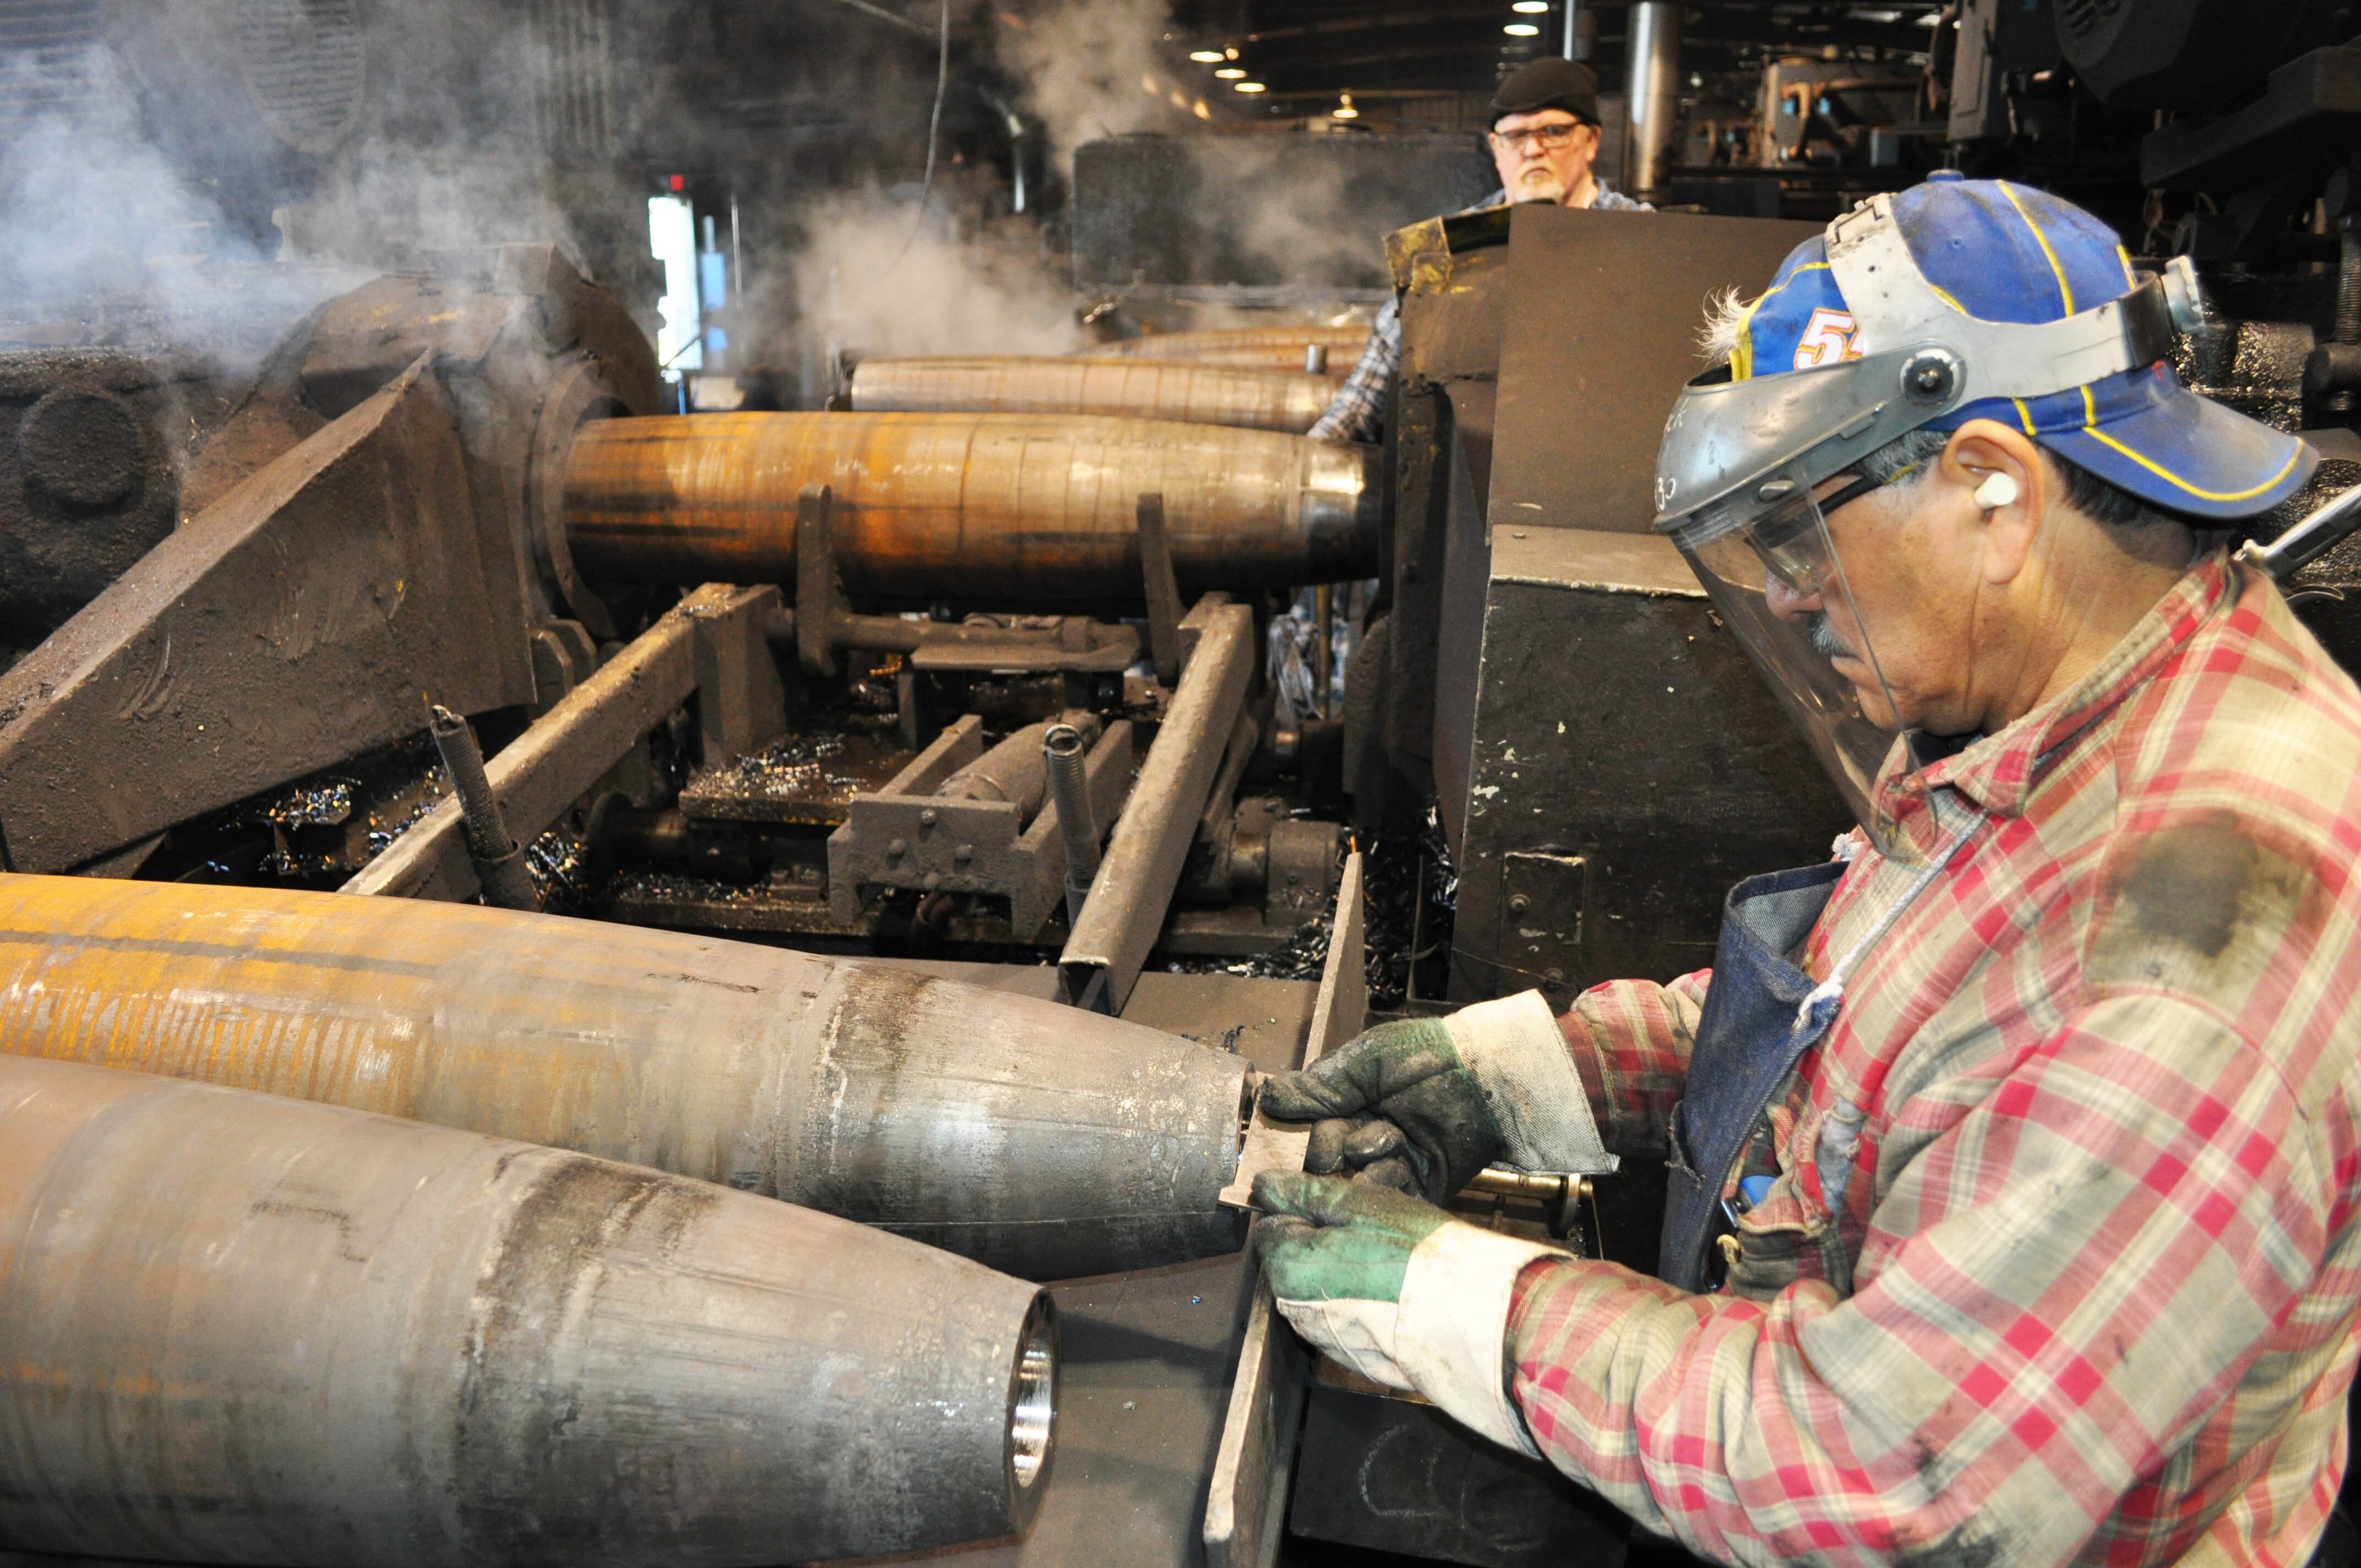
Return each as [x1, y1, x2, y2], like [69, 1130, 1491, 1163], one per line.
[1649, 195, 2188, 860]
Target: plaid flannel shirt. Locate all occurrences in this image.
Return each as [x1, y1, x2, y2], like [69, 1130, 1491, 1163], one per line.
[1307, 183, 1650, 445]
[1522, 551, 2361, 1567]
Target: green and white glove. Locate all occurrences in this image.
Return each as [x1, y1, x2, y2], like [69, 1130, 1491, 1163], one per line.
[1259, 990, 1618, 1204]
[1252, 1169, 1570, 1456]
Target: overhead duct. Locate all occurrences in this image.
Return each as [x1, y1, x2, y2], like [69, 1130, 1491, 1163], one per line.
[1624, 1, 1682, 200]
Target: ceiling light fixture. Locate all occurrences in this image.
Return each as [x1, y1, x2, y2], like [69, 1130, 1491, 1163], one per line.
[1189, 48, 1225, 62]
[1225, 45, 1238, 58]
[1511, 2, 1551, 12]
[1503, 20, 1540, 34]
[1214, 66, 1246, 78]
[1233, 80, 1266, 92]
[1332, 92, 1358, 119]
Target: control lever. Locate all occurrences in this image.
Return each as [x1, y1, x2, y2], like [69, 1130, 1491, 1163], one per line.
[2237, 480, 2361, 583]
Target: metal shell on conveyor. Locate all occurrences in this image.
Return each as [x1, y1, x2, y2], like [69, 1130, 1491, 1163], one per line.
[0, 873, 1249, 1281]
[848, 356, 1336, 434]
[1092, 325, 1372, 371]
[0, 1053, 1054, 1567]
[561, 412, 1379, 600]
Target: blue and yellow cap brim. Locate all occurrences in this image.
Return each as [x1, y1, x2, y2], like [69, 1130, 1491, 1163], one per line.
[1733, 179, 2316, 521]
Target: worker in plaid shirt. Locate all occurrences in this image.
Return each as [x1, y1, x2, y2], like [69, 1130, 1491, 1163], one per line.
[1253, 175, 2361, 1568]
[1308, 56, 1648, 446]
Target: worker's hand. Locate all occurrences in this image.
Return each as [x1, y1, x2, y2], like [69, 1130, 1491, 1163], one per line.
[1252, 1169, 1574, 1462]
[1261, 1016, 1504, 1204]
[1249, 1169, 1453, 1390]
[1260, 992, 1617, 1205]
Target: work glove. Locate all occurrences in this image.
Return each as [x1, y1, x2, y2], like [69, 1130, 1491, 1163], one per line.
[1258, 990, 1617, 1205]
[1251, 1168, 1569, 1456]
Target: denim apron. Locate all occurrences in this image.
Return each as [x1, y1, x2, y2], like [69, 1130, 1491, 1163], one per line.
[1658, 816, 1989, 1293]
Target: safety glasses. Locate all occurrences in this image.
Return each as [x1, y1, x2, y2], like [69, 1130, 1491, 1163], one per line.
[1488, 122, 1588, 151]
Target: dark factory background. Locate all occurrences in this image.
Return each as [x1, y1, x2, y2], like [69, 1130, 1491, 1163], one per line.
[10, 0, 2340, 417]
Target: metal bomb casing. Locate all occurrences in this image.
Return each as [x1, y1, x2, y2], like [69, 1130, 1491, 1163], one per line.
[848, 356, 1336, 433]
[0, 874, 1249, 1281]
[0, 1052, 1054, 1567]
[560, 411, 1378, 601]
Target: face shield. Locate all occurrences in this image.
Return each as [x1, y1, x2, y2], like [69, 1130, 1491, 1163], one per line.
[1671, 472, 1920, 855]
[1652, 192, 2184, 860]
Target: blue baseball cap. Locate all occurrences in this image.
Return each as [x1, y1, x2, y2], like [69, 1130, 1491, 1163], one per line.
[1727, 174, 2313, 520]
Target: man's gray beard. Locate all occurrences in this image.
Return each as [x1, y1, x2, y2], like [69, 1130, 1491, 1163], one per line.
[1514, 173, 1566, 204]
[1805, 612, 1847, 662]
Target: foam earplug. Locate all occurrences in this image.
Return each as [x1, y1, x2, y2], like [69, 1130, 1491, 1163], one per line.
[1974, 471, 2020, 511]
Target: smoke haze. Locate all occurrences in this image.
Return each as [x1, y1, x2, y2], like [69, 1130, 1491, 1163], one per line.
[1005, 0, 1193, 169]
[779, 191, 1078, 360]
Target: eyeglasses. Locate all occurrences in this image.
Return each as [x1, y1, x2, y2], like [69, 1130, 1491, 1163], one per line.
[1488, 122, 1588, 151]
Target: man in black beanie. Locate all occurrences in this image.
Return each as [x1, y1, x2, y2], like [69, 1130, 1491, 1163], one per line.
[1309, 58, 1650, 444]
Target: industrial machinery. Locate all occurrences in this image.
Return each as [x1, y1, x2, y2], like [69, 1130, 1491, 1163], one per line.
[0, 247, 1369, 990]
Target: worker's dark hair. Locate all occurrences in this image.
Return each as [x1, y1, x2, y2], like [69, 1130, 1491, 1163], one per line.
[1860, 427, 2206, 532]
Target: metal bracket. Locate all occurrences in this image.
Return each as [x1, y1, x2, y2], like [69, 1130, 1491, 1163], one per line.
[1502, 849, 1586, 1005]
[1205, 851, 1366, 1568]
[795, 483, 840, 677]
[686, 584, 788, 768]
[1139, 491, 1184, 687]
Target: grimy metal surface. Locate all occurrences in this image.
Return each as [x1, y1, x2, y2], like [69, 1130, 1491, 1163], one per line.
[1095, 325, 1371, 371]
[345, 583, 773, 902]
[0, 355, 534, 875]
[1059, 600, 1255, 1011]
[561, 412, 1379, 600]
[0, 874, 1248, 1281]
[1204, 852, 1367, 1568]
[1487, 204, 1818, 535]
[0, 1053, 1052, 1567]
[850, 356, 1335, 433]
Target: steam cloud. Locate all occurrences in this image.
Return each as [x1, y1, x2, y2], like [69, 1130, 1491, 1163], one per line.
[777, 192, 1079, 361]
[1005, 0, 1193, 170]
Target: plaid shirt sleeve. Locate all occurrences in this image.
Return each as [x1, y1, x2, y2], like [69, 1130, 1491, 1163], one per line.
[1490, 560, 2361, 1567]
[1506, 992, 2331, 1568]
[1557, 971, 1709, 1156]
[1310, 184, 1649, 445]
[1308, 295, 1400, 444]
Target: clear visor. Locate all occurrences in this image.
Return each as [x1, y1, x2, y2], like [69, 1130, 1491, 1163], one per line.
[1674, 486, 1923, 861]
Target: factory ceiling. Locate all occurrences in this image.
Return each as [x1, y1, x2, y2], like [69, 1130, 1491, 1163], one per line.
[1161, 1, 1952, 113]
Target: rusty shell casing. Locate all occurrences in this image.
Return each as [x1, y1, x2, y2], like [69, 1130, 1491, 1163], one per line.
[0, 1053, 1056, 1568]
[1093, 325, 1372, 370]
[561, 412, 1378, 600]
[0, 873, 1248, 1281]
[848, 356, 1335, 434]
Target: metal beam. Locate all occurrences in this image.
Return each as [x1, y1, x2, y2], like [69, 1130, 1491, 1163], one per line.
[1059, 598, 1254, 1012]
[343, 583, 773, 900]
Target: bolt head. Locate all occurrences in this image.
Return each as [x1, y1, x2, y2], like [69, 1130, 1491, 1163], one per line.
[1508, 893, 1531, 914]
[954, 843, 973, 863]
[918, 808, 938, 828]
[886, 837, 908, 857]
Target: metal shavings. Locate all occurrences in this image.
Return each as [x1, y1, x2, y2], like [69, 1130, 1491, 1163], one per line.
[246, 780, 355, 830]
[1361, 804, 1457, 1011]
[603, 869, 770, 907]
[364, 791, 445, 858]
[716, 732, 858, 797]
[525, 825, 597, 914]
